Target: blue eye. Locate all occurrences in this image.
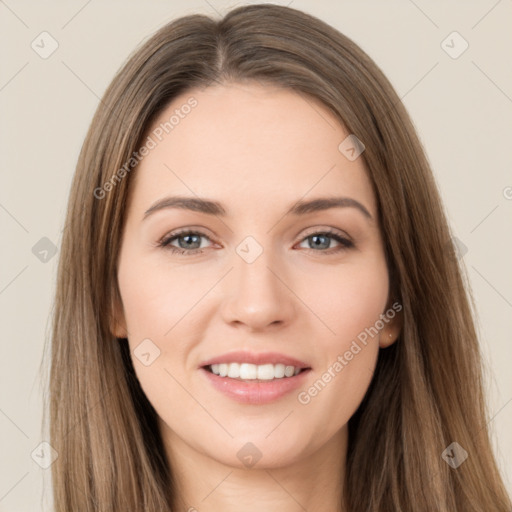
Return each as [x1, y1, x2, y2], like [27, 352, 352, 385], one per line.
[158, 228, 354, 256]
[158, 230, 210, 255]
[298, 230, 354, 253]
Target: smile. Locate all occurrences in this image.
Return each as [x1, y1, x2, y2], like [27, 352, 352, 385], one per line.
[200, 365, 311, 405]
[207, 362, 304, 380]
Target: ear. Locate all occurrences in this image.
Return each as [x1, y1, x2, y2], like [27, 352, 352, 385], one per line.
[109, 291, 128, 339]
[378, 299, 403, 348]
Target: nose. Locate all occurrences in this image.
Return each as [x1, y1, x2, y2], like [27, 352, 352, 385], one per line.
[219, 245, 296, 332]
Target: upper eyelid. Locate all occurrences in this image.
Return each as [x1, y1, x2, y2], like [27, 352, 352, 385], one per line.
[300, 226, 351, 241]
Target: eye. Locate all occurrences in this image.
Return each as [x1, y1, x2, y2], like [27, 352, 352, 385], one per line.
[158, 228, 354, 256]
[158, 229, 212, 256]
[296, 228, 354, 255]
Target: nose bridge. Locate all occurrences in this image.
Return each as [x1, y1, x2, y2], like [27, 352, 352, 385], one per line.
[220, 234, 295, 329]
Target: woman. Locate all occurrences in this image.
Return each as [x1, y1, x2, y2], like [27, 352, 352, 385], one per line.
[44, 3, 511, 511]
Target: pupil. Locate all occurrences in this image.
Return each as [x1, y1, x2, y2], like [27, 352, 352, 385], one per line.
[181, 234, 200, 249]
[311, 234, 329, 250]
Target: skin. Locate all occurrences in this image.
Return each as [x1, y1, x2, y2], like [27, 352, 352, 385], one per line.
[112, 82, 402, 512]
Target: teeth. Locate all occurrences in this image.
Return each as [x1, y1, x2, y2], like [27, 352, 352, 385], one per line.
[209, 363, 303, 380]
[227, 363, 240, 378]
[240, 363, 257, 379]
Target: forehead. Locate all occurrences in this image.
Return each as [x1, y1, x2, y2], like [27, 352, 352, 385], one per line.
[129, 82, 376, 218]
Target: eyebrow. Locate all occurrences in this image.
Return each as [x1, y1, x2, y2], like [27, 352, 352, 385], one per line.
[143, 195, 373, 222]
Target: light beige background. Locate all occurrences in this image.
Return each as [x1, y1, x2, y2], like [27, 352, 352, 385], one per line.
[1, 0, 511, 510]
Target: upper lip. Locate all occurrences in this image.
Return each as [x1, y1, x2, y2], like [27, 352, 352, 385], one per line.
[199, 350, 311, 369]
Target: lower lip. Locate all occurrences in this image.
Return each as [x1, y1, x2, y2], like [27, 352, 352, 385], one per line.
[200, 367, 311, 405]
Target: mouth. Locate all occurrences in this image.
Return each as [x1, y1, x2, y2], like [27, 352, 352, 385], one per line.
[200, 363, 312, 404]
[198, 351, 312, 403]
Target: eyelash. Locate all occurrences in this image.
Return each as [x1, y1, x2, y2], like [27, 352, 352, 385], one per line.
[157, 228, 354, 256]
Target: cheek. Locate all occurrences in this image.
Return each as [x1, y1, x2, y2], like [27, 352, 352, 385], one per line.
[116, 245, 208, 395]
[116, 251, 195, 414]
[117, 249, 190, 339]
[298, 253, 389, 346]
[294, 255, 388, 416]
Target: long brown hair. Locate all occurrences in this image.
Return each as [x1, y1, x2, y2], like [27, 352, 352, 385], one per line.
[42, 4, 511, 510]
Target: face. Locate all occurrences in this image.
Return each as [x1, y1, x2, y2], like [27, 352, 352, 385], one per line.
[112, 82, 401, 470]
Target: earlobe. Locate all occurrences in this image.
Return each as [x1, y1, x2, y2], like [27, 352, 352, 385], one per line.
[379, 330, 398, 348]
[110, 294, 128, 339]
[379, 301, 403, 348]
[110, 316, 128, 339]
